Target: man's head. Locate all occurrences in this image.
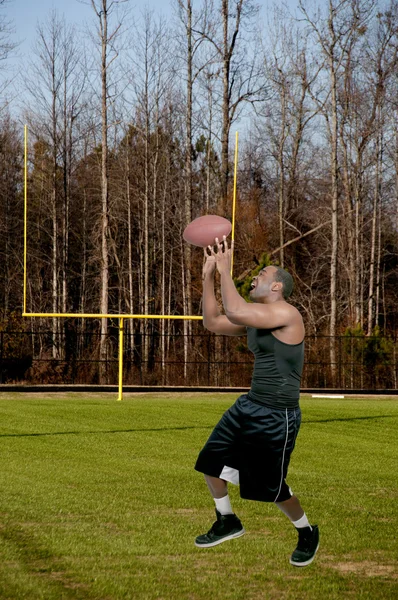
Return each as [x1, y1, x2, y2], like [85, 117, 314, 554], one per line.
[249, 266, 293, 303]
[273, 267, 294, 300]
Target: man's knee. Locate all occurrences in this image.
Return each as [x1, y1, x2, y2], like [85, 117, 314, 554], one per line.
[204, 474, 228, 497]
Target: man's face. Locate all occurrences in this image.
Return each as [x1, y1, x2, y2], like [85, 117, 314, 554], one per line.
[249, 266, 280, 302]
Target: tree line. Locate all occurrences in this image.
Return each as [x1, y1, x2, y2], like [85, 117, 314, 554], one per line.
[0, 0, 397, 385]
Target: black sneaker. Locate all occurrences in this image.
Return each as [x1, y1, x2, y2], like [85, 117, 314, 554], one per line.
[290, 525, 319, 567]
[195, 510, 245, 548]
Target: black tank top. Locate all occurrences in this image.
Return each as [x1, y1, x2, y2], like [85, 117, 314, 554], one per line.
[246, 327, 304, 409]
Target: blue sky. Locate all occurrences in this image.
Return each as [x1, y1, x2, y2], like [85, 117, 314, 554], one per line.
[6, 0, 298, 66]
[3, 0, 297, 125]
[7, 0, 173, 61]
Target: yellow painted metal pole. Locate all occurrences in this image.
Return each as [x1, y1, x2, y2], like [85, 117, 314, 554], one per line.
[230, 131, 238, 276]
[23, 125, 28, 314]
[22, 312, 203, 319]
[118, 318, 124, 401]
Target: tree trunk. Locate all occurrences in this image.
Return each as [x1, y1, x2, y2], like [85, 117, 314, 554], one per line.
[182, 0, 193, 375]
[185, 0, 192, 318]
[278, 78, 287, 268]
[375, 185, 382, 330]
[221, 0, 230, 210]
[338, 53, 356, 325]
[354, 162, 362, 325]
[99, 2, 109, 384]
[181, 238, 188, 381]
[220, 0, 244, 210]
[79, 185, 87, 358]
[341, 137, 356, 324]
[206, 94, 213, 212]
[367, 122, 380, 335]
[126, 132, 135, 366]
[138, 18, 152, 374]
[143, 78, 150, 372]
[329, 50, 339, 383]
[161, 161, 169, 383]
[167, 247, 173, 360]
[396, 116, 398, 233]
[61, 61, 71, 360]
[51, 54, 59, 360]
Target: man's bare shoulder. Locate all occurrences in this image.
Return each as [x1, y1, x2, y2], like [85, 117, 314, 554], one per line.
[286, 303, 303, 321]
[272, 303, 305, 343]
[226, 299, 303, 331]
[265, 301, 302, 320]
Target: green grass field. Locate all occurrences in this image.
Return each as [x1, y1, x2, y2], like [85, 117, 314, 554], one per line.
[0, 392, 396, 600]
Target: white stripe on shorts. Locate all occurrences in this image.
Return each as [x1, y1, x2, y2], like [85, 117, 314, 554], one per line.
[275, 408, 289, 502]
[220, 465, 240, 485]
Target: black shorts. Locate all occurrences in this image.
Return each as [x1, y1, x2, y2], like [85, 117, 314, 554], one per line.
[194, 394, 301, 502]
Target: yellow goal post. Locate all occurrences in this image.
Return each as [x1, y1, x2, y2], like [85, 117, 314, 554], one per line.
[22, 126, 239, 399]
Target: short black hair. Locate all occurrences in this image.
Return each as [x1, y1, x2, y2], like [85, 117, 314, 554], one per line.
[273, 267, 294, 300]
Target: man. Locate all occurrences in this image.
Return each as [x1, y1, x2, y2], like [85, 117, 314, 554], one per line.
[194, 236, 319, 567]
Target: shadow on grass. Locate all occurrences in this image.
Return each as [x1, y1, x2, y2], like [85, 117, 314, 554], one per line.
[0, 415, 395, 438]
[304, 415, 396, 424]
[0, 425, 213, 438]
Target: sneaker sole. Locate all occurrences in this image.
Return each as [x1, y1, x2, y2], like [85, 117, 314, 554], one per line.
[289, 540, 320, 567]
[195, 528, 246, 548]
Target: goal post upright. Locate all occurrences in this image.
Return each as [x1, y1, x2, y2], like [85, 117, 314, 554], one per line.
[23, 125, 28, 315]
[230, 131, 238, 277]
[118, 318, 124, 402]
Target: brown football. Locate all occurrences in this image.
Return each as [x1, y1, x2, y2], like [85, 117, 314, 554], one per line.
[183, 215, 232, 247]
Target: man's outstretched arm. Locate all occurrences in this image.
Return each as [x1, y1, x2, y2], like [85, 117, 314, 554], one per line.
[202, 248, 246, 336]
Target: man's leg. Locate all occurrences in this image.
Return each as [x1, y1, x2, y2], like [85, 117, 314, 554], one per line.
[204, 474, 234, 515]
[276, 494, 306, 523]
[276, 494, 319, 567]
[204, 474, 227, 498]
[195, 474, 245, 548]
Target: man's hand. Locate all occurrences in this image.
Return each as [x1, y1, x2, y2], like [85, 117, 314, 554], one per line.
[209, 236, 233, 275]
[203, 247, 217, 280]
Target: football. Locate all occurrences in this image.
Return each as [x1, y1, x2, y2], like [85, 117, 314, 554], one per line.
[183, 215, 232, 247]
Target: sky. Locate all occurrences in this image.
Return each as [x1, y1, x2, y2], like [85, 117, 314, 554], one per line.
[7, 0, 173, 64]
[3, 0, 298, 127]
[6, 0, 298, 68]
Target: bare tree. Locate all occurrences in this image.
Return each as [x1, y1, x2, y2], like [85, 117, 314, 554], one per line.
[367, 108, 382, 335]
[126, 10, 177, 372]
[24, 12, 66, 358]
[298, 0, 375, 380]
[0, 114, 22, 318]
[0, 0, 18, 110]
[365, 6, 398, 333]
[89, 0, 127, 382]
[194, 0, 263, 211]
[176, 0, 217, 376]
[260, 10, 320, 270]
[60, 25, 85, 318]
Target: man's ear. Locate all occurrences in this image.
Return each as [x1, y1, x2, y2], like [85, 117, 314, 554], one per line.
[271, 281, 283, 293]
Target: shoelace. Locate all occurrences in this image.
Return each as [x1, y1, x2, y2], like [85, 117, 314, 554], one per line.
[206, 520, 221, 536]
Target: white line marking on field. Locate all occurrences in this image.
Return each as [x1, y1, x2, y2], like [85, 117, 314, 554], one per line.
[312, 394, 345, 398]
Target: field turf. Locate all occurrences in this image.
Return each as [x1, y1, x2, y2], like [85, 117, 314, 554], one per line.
[0, 392, 396, 599]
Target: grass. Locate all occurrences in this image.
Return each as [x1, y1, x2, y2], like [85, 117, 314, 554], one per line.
[0, 392, 396, 600]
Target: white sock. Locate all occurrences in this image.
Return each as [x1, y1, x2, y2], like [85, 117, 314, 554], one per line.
[214, 495, 233, 515]
[292, 514, 312, 530]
